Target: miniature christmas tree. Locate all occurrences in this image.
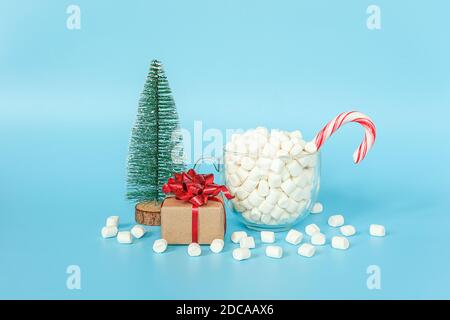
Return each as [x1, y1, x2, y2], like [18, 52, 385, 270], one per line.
[127, 60, 185, 222]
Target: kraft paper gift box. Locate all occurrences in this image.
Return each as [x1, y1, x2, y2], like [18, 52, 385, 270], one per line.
[161, 197, 226, 245]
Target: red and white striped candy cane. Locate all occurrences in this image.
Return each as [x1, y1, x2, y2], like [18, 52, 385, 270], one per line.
[314, 111, 376, 164]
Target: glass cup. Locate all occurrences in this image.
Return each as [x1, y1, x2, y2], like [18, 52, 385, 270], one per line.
[223, 148, 320, 231]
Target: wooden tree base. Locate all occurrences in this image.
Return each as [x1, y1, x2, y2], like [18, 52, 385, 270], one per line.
[135, 201, 161, 226]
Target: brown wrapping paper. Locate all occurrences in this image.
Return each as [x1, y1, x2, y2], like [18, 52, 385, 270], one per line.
[161, 197, 226, 244]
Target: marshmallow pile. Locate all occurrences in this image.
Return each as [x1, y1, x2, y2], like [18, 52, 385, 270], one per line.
[225, 128, 319, 226]
[101, 216, 147, 244]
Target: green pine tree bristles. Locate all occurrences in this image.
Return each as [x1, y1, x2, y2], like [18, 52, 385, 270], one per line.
[127, 60, 185, 203]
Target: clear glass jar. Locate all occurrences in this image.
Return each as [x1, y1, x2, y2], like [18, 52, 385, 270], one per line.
[223, 149, 320, 231]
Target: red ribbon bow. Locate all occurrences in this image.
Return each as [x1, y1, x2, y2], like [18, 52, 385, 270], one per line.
[162, 169, 234, 243]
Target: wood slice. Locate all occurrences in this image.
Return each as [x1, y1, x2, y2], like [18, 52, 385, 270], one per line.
[135, 201, 161, 226]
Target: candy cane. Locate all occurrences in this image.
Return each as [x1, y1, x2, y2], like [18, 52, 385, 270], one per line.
[314, 111, 376, 164]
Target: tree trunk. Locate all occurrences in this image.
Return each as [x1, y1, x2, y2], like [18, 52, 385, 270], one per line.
[135, 201, 161, 226]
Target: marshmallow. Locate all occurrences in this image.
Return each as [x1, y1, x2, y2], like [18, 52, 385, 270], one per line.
[240, 236, 256, 249]
[281, 167, 291, 181]
[311, 233, 326, 245]
[266, 188, 282, 204]
[250, 208, 262, 221]
[328, 215, 345, 227]
[270, 205, 285, 220]
[231, 231, 248, 243]
[237, 167, 250, 182]
[153, 239, 168, 253]
[311, 202, 323, 214]
[280, 179, 296, 194]
[248, 190, 265, 207]
[340, 225, 356, 236]
[259, 199, 275, 215]
[261, 213, 272, 224]
[261, 231, 275, 243]
[117, 231, 133, 244]
[269, 136, 281, 149]
[286, 198, 299, 214]
[249, 167, 264, 180]
[270, 158, 285, 174]
[262, 143, 277, 158]
[285, 229, 303, 245]
[304, 141, 317, 153]
[305, 224, 320, 236]
[130, 225, 146, 239]
[228, 174, 242, 187]
[331, 236, 350, 250]
[235, 188, 249, 200]
[277, 194, 289, 209]
[291, 187, 307, 202]
[240, 198, 253, 210]
[290, 144, 303, 157]
[255, 126, 269, 137]
[286, 160, 303, 177]
[290, 130, 303, 139]
[298, 243, 316, 257]
[210, 239, 224, 253]
[256, 157, 272, 170]
[106, 216, 119, 227]
[281, 140, 293, 153]
[265, 246, 283, 259]
[268, 173, 282, 188]
[257, 180, 270, 197]
[241, 179, 258, 193]
[248, 141, 260, 158]
[276, 149, 290, 160]
[101, 226, 118, 238]
[293, 175, 309, 188]
[370, 224, 386, 237]
[232, 248, 251, 261]
[187, 243, 202, 257]
[241, 157, 256, 171]
[242, 210, 252, 221]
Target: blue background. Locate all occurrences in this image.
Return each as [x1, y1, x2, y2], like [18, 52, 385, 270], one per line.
[1, 0, 449, 299]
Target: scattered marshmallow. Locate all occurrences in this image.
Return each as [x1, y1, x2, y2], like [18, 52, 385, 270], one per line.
[210, 239, 224, 253]
[370, 224, 386, 237]
[187, 243, 202, 257]
[298, 243, 316, 257]
[106, 216, 119, 227]
[285, 229, 303, 245]
[265, 246, 283, 259]
[328, 215, 345, 227]
[305, 223, 320, 236]
[153, 239, 168, 253]
[101, 226, 118, 238]
[331, 236, 350, 250]
[340, 225, 356, 236]
[117, 231, 133, 244]
[232, 248, 251, 261]
[231, 231, 248, 243]
[311, 202, 323, 214]
[311, 233, 326, 245]
[261, 231, 275, 243]
[130, 225, 146, 239]
[240, 236, 256, 249]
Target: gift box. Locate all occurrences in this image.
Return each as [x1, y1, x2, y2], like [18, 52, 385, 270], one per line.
[161, 197, 225, 244]
[160, 169, 233, 245]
